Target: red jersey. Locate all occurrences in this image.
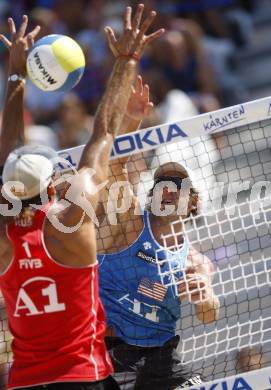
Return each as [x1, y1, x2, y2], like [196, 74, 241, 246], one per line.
[0, 207, 113, 389]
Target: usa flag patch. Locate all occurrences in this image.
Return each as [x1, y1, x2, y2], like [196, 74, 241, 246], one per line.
[137, 278, 167, 302]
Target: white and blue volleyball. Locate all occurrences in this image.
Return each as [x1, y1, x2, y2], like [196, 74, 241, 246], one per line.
[26, 34, 85, 92]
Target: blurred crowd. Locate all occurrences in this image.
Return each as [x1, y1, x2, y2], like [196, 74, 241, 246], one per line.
[0, 0, 258, 150]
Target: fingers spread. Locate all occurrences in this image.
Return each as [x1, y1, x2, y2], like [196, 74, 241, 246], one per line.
[132, 3, 144, 31]
[0, 34, 11, 49]
[27, 33, 34, 49]
[8, 18, 16, 41]
[143, 84, 149, 100]
[135, 75, 143, 94]
[138, 10, 156, 38]
[145, 28, 165, 44]
[145, 102, 154, 116]
[104, 26, 117, 48]
[30, 25, 41, 40]
[17, 14, 28, 39]
[124, 6, 132, 30]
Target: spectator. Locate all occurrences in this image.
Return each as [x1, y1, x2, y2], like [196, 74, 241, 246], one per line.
[148, 29, 220, 113]
[142, 68, 198, 126]
[52, 93, 94, 149]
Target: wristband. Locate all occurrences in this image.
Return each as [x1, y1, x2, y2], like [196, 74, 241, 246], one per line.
[8, 74, 26, 83]
[117, 53, 140, 62]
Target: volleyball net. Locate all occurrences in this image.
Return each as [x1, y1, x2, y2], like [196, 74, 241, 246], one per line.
[159, 197, 271, 388]
[1, 97, 271, 388]
[58, 96, 271, 388]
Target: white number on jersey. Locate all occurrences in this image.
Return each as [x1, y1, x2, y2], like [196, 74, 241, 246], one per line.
[22, 241, 32, 258]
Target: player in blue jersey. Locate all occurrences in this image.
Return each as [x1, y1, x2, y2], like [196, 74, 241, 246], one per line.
[96, 74, 220, 389]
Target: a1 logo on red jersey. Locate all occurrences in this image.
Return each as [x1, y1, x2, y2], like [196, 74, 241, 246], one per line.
[14, 241, 66, 317]
[14, 277, 66, 317]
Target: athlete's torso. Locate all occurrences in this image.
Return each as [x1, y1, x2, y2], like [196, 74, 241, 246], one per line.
[98, 210, 189, 347]
[0, 207, 112, 389]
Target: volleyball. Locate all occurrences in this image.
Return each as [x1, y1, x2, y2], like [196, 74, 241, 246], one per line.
[26, 34, 85, 92]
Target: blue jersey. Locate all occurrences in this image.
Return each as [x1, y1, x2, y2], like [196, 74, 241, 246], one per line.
[98, 210, 189, 347]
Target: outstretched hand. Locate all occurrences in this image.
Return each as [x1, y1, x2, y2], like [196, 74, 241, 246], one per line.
[0, 15, 40, 76]
[178, 265, 212, 305]
[126, 75, 153, 121]
[105, 3, 164, 61]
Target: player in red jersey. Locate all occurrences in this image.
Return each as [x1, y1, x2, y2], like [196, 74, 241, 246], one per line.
[0, 6, 164, 390]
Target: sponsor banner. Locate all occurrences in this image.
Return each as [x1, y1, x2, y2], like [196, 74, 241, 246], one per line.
[183, 367, 271, 390]
[57, 96, 271, 171]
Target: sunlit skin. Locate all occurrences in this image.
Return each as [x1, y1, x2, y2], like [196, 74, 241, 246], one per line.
[153, 180, 192, 219]
[0, 4, 165, 268]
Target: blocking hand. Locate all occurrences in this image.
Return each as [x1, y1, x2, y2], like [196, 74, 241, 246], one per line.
[178, 267, 211, 304]
[0, 15, 40, 76]
[105, 3, 164, 61]
[126, 75, 153, 121]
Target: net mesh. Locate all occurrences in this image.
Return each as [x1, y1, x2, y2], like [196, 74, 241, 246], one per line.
[153, 119, 271, 384]
[159, 198, 271, 381]
[0, 115, 271, 388]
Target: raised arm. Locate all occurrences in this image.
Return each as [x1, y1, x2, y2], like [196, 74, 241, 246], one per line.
[0, 16, 40, 271]
[48, 5, 163, 264]
[61, 5, 163, 218]
[98, 76, 153, 224]
[78, 4, 162, 175]
[0, 16, 40, 167]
